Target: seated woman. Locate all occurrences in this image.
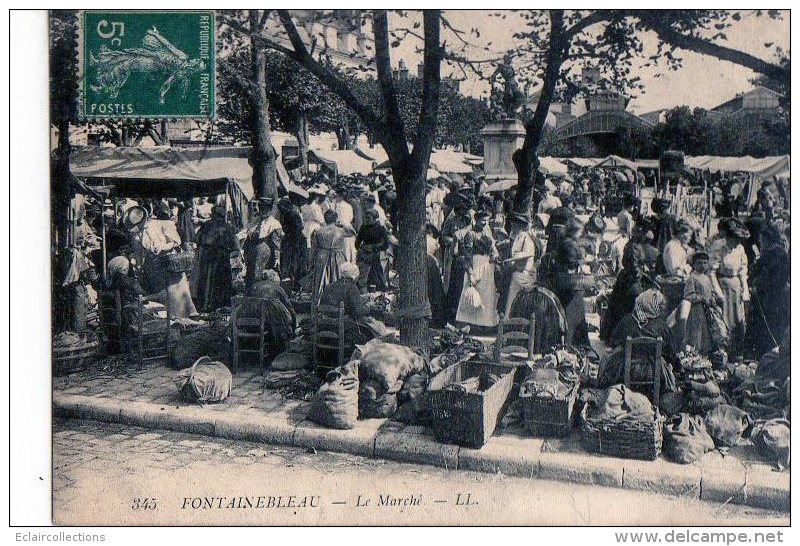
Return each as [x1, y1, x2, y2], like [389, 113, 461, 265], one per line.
[318, 263, 384, 346]
[601, 289, 677, 401]
[102, 256, 145, 350]
[239, 269, 296, 365]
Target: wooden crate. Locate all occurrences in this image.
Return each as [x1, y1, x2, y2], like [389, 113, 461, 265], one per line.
[429, 361, 516, 448]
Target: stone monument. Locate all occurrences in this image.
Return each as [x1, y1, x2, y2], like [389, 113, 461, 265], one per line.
[481, 55, 527, 183]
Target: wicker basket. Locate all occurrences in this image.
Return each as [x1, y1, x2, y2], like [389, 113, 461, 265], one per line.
[429, 362, 516, 448]
[521, 382, 579, 437]
[580, 405, 664, 461]
[163, 250, 195, 273]
[53, 340, 99, 376]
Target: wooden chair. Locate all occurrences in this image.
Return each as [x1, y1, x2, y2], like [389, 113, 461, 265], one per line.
[624, 336, 663, 406]
[135, 295, 171, 364]
[97, 288, 124, 353]
[494, 314, 536, 361]
[230, 296, 269, 374]
[312, 302, 350, 376]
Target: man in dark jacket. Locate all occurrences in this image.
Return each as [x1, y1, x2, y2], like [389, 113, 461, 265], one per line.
[356, 209, 390, 290]
[277, 197, 305, 288]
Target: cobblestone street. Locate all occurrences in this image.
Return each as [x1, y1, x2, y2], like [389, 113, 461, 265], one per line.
[53, 418, 788, 526]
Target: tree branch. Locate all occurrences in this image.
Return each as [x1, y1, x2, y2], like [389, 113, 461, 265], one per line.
[638, 13, 790, 84]
[273, 10, 386, 139]
[372, 9, 408, 157]
[411, 10, 443, 170]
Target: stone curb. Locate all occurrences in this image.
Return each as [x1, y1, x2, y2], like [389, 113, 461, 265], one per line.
[53, 394, 789, 512]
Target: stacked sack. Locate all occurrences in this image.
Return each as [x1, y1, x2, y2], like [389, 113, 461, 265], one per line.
[678, 347, 725, 414]
[307, 361, 360, 429]
[354, 339, 426, 418]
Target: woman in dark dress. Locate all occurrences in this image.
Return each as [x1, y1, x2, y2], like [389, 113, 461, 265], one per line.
[241, 269, 296, 365]
[278, 197, 306, 288]
[601, 288, 678, 400]
[600, 242, 649, 343]
[194, 206, 240, 312]
[550, 238, 594, 347]
[747, 223, 791, 356]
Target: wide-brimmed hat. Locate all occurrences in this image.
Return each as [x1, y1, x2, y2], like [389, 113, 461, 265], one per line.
[123, 205, 148, 231]
[308, 185, 327, 196]
[719, 217, 750, 240]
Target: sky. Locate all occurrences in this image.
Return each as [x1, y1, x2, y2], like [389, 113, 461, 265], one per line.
[388, 10, 789, 115]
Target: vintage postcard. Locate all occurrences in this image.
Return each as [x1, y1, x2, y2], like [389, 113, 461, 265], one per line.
[39, 8, 791, 527]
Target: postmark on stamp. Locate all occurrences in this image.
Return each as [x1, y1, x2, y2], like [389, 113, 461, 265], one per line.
[80, 10, 215, 119]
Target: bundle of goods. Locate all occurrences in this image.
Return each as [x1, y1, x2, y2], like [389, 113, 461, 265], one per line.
[663, 413, 716, 464]
[428, 361, 516, 448]
[428, 326, 486, 374]
[519, 365, 580, 437]
[677, 347, 724, 414]
[750, 418, 790, 470]
[170, 322, 230, 369]
[541, 344, 599, 387]
[264, 369, 323, 401]
[581, 384, 664, 460]
[365, 291, 397, 327]
[174, 356, 232, 404]
[53, 331, 100, 375]
[307, 361, 359, 429]
[703, 404, 752, 449]
[732, 377, 789, 420]
[354, 339, 426, 419]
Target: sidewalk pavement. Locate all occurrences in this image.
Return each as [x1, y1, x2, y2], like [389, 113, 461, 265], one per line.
[53, 360, 790, 512]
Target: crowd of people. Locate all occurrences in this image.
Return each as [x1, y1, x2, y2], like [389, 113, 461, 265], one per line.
[58, 164, 790, 399]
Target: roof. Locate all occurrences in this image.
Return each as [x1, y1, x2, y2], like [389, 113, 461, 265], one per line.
[538, 157, 569, 177]
[373, 148, 479, 174]
[556, 110, 654, 140]
[594, 155, 640, 171]
[69, 145, 301, 200]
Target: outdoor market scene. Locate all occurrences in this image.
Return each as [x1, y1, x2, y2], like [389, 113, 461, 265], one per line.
[49, 10, 790, 514]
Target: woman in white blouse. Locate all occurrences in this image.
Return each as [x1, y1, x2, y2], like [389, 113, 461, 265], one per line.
[709, 218, 751, 350]
[128, 202, 198, 318]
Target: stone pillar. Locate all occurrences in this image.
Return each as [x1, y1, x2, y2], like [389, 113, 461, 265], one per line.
[480, 118, 526, 182]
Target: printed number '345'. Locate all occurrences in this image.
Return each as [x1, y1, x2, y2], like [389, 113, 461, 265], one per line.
[131, 498, 157, 510]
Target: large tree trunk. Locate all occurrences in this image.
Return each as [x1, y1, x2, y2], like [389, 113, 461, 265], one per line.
[51, 116, 73, 332]
[391, 156, 430, 351]
[513, 10, 566, 215]
[250, 11, 278, 200]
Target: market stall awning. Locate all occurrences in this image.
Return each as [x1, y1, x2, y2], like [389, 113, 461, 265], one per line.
[562, 157, 600, 169]
[69, 145, 304, 200]
[539, 157, 569, 177]
[429, 150, 475, 174]
[594, 154, 640, 171]
[484, 178, 517, 193]
[309, 149, 376, 176]
[355, 145, 389, 165]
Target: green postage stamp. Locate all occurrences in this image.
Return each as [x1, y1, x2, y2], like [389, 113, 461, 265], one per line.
[80, 10, 216, 118]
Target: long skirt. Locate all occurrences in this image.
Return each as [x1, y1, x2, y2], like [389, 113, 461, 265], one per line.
[456, 254, 499, 328]
[312, 249, 346, 304]
[166, 272, 197, 318]
[357, 250, 387, 291]
[681, 303, 714, 354]
[718, 276, 746, 348]
[194, 247, 233, 312]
